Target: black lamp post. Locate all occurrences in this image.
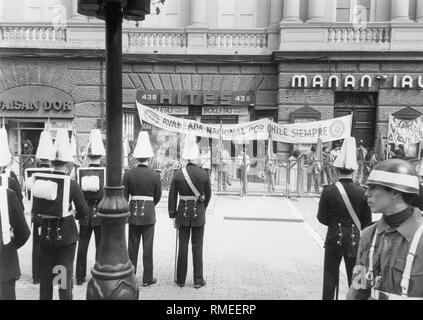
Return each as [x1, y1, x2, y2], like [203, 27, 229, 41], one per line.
[77, 0, 150, 300]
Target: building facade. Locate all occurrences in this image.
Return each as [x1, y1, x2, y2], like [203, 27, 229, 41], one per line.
[1, 0, 423, 179]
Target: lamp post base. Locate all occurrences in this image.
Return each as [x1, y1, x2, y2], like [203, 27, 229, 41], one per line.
[86, 186, 139, 300]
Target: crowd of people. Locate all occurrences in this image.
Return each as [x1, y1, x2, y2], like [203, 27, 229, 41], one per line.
[2, 126, 423, 301]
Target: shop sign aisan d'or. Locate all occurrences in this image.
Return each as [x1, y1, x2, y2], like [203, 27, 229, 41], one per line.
[291, 74, 423, 89]
[0, 86, 74, 118]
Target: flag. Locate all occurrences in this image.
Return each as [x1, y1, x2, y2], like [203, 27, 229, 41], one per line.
[315, 127, 323, 172]
[71, 127, 80, 165]
[374, 134, 384, 161]
[123, 135, 129, 168]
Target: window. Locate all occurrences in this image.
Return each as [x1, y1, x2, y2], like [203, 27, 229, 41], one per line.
[123, 111, 136, 144]
[219, 0, 256, 28]
[140, 0, 180, 28]
[23, 0, 65, 23]
[336, 0, 371, 22]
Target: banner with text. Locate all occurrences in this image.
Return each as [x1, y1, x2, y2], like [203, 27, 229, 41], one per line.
[137, 102, 269, 141]
[388, 114, 423, 146]
[137, 103, 352, 143]
[269, 115, 352, 143]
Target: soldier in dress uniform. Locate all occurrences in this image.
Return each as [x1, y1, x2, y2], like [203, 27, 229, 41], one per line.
[0, 127, 30, 300]
[32, 129, 89, 300]
[30, 130, 54, 285]
[0, 127, 24, 210]
[347, 159, 423, 300]
[317, 137, 372, 300]
[75, 129, 105, 285]
[168, 134, 212, 288]
[123, 131, 162, 287]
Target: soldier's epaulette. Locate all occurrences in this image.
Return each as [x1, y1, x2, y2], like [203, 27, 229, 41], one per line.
[322, 183, 333, 188]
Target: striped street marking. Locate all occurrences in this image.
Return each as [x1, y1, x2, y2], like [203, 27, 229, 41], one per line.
[284, 197, 324, 249]
[284, 197, 349, 279]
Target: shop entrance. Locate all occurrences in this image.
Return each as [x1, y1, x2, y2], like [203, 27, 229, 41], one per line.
[6, 120, 45, 180]
[334, 92, 377, 148]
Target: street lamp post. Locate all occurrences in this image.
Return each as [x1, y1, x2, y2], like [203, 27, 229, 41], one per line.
[77, 0, 150, 300]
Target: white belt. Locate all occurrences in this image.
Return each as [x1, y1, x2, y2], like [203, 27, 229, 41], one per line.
[179, 196, 198, 201]
[371, 289, 423, 300]
[130, 196, 154, 201]
[40, 210, 73, 219]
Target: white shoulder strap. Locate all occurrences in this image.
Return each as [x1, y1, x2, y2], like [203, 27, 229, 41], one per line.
[0, 173, 9, 188]
[400, 221, 423, 297]
[0, 187, 11, 245]
[366, 227, 379, 282]
[181, 167, 200, 199]
[335, 182, 362, 230]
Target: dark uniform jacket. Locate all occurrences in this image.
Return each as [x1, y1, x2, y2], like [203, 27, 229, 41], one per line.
[79, 164, 104, 228]
[36, 171, 89, 248]
[348, 207, 423, 299]
[317, 178, 372, 257]
[0, 189, 31, 282]
[168, 163, 212, 227]
[123, 164, 162, 226]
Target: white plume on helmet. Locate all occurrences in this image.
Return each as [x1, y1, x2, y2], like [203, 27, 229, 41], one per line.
[132, 131, 154, 158]
[50, 128, 74, 163]
[333, 136, 358, 171]
[87, 129, 105, 157]
[182, 134, 200, 161]
[0, 127, 12, 167]
[36, 130, 54, 160]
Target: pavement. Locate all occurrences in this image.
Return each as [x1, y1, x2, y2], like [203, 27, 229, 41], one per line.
[14, 194, 382, 300]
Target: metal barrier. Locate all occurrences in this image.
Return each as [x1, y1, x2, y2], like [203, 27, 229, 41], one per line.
[7, 153, 423, 198]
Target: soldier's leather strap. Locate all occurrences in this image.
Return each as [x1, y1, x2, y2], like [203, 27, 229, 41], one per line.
[401, 220, 423, 297]
[335, 182, 361, 231]
[182, 167, 200, 200]
[0, 186, 11, 245]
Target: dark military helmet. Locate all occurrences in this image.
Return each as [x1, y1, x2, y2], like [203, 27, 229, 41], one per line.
[366, 159, 419, 194]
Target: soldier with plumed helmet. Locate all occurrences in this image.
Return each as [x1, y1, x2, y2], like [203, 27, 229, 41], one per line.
[122, 131, 162, 287]
[317, 137, 372, 300]
[75, 129, 106, 286]
[348, 159, 423, 300]
[168, 134, 212, 289]
[31, 128, 89, 300]
[29, 129, 54, 285]
[0, 126, 30, 300]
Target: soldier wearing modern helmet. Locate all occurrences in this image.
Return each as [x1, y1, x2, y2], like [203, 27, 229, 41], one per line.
[347, 159, 423, 300]
[317, 137, 372, 300]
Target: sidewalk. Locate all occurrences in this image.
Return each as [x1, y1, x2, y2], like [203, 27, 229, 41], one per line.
[16, 195, 350, 300]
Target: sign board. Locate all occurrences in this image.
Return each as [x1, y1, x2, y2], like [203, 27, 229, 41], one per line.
[137, 90, 255, 107]
[150, 106, 189, 115]
[291, 74, 423, 89]
[0, 86, 74, 118]
[202, 106, 249, 116]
